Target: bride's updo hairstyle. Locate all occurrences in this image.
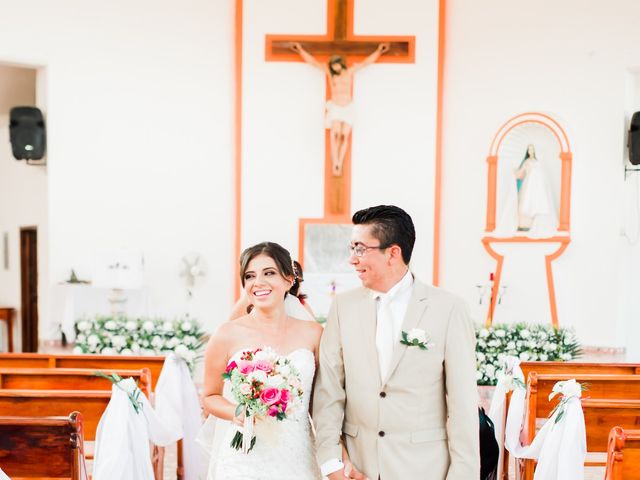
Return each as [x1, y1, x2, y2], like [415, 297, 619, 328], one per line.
[239, 241, 296, 289]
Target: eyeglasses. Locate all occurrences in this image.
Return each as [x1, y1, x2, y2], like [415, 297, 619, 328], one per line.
[349, 243, 390, 257]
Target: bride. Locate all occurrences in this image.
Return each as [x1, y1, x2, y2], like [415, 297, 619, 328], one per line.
[201, 242, 324, 479]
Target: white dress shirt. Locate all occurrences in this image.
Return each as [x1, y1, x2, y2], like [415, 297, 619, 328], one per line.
[320, 269, 414, 476]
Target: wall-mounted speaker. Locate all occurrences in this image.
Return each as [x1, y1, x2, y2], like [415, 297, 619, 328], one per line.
[629, 111, 640, 166]
[9, 106, 46, 162]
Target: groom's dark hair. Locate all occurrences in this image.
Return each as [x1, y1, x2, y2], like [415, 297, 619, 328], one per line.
[352, 205, 415, 264]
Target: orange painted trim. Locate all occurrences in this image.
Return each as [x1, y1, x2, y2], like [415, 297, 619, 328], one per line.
[233, 0, 244, 300]
[482, 236, 570, 327]
[545, 240, 569, 328]
[298, 215, 351, 270]
[559, 152, 572, 231]
[485, 155, 498, 231]
[432, 0, 446, 286]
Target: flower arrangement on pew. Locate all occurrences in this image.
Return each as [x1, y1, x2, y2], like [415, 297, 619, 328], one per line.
[73, 315, 207, 370]
[476, 323, 581, 386]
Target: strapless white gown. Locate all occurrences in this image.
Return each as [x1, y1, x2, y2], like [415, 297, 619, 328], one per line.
[207, 348, 322, 480]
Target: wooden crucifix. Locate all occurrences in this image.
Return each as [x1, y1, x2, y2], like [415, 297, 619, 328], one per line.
[265, 0, 415, 217]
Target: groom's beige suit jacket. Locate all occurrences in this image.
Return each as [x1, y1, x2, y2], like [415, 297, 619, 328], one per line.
[313, 279, 480, 480]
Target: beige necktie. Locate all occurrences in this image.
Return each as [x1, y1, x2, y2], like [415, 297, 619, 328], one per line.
[376, 297, 394, 380]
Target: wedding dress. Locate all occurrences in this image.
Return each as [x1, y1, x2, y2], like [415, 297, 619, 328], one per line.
[206, 348, 322, 480]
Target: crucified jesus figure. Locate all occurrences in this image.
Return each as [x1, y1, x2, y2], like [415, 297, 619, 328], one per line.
[290, 42, 390, 176]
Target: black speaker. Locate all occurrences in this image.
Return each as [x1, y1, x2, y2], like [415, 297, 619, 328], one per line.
[9, 106, 46, 161]
[629, 111, 640, 166]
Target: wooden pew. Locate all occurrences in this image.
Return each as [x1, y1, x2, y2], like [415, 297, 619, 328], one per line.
[498, 363, 640, 480]
[605, 426, 640, 480]
[0, 354, 185, 479]
[0, 367, 152, 398]
[0, 353, 165, 389]
[0, 411, 87, 480]
[520, 362, 640, 382]
[519, 373, 640, 480]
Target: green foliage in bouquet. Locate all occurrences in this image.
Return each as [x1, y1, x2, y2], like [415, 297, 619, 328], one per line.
[73, 315, 208, 370]
[475, 323, 582, 386]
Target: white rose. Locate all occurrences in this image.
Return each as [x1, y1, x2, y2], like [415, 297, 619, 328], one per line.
[407, 328, 427, 344]
[539, 353, 548, 361]
[87, 334, 100, 346]
[166, 337, 179, 349]
[276, 364, 291, 376]
[506, 341, 516, 350]
[495, 329, 506, 338]
[76, 334, 86, 343]
[476, 370, 483, 380]
[72, 346, 84, 354]
[476, 352, 486, 362]
[151, 336, 164, 348]
[121, 348, 133, 356]
[112, 335, 127, 348]
[560, 353, 572, 361]
[143, 320, 155, 332]
[479, 328, 490, 338]
[239, 383, 252, 395]
[162, 321, 174, 332]
[101, 347, 116, 355]
[174, 344, 196, 364]
[266, 374, 285, 387]
[181, 321, 192, 332]
[248, 370, 268, 384]
[485, 364, 496, 377]
[104, 320, 117, 331]
[125, 320, 138, 331]
[550, 379, 582, 400]
[519, 329, 530, 339]
[130, 342, 141, 353]
[519, 351, 530, 361]
[77, 320, 90, 332]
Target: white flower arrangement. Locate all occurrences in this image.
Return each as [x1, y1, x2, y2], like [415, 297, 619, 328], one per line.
[73, 314, 207, 371]
[476, 323, 581, 386]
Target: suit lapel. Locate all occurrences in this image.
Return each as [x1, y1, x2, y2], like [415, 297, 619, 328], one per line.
[382, 280, 430, 386]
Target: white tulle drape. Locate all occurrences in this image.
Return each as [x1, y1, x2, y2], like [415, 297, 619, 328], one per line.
[488, 357, 586, 480]
[93, 354, 207, 480]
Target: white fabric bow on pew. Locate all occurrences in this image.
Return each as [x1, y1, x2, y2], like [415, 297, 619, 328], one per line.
[488, 355, 525, 480]
[489, 357, 586, 480]
[93, 353, 207, 480]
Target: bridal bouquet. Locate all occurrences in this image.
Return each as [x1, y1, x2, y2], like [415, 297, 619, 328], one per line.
[222, 347, 304, 453]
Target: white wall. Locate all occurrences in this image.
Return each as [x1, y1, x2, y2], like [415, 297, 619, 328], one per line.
[1, 0, 637, 353]
[0, 64, 46, 350]
[0, 0, 236, 337]
[240, 0, 441, 287]
[441, 0, 640, 350]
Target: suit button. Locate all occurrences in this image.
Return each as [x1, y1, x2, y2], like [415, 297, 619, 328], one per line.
[379, 391, 386, 398]
[378, 431, 385, 437]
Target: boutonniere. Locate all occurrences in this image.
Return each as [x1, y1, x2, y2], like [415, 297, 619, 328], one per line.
[400, 328, 434, 350]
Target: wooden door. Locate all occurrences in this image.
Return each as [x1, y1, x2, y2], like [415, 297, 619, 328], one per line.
[20, 227, 38, 352]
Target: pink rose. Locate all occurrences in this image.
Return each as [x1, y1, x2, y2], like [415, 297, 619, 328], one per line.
[280, 389, 290, 403]
[259, 386, 282, 406]
[268, 405, 280, 417]
[254, 360, 273, 374]
[225, 360, 237, 374]
[238, 360, 255, 375]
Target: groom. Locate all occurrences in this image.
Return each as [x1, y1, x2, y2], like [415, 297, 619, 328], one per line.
[314, 205, 479, 479]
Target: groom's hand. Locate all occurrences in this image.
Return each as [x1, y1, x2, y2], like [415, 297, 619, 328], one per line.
[344, 461, 368, 479]
[327, 464, 368, 480]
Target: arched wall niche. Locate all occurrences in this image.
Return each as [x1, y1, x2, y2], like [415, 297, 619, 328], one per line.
[482, 112, 572, 327]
